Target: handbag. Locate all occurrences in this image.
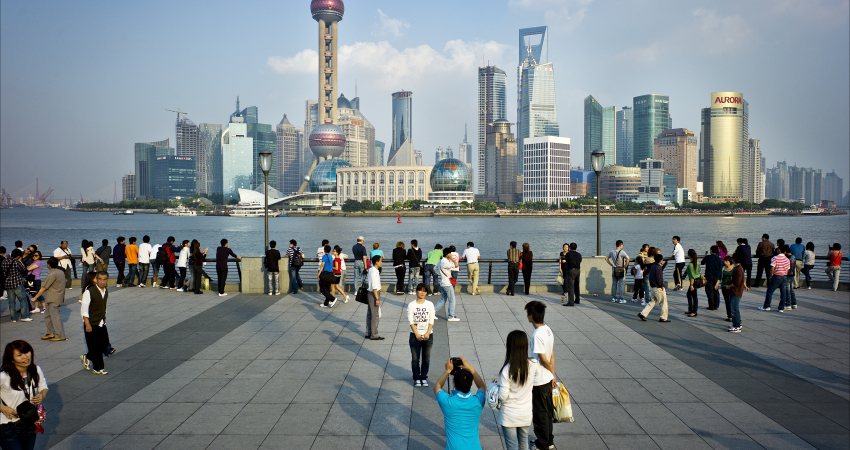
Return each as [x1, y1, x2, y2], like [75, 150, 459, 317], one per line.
[555, 274, 564, 285]
[694, 276, 706, 289]
[551, 382, 574, 423]
[486, 380, 501, 410]
[612, 251, 625, 278]
[355, 284, 369, 304]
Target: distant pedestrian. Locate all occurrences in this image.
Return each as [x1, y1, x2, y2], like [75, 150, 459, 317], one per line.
[265, 241, 281, 296]
[407, 283, 435, 386]
[525, 301, 556, 450]
[53, 240, 74, 289]
[149, 242, 161, 287]
[407, 240, 423, 295]
[425, 244, 443, 296]
[352, 237, 368, 294]
[331, 246, 349, 303]
[606, 240, 629, 303]
[639, 253, 670, 323]
[215, 239, 239, 297]
[112, 236, 126, 287]
[789, 237, 805, 288]
[701, 246, 722, 311]
[724, 255, 747, 332]
[497, 330, 538, 450]
[80, 240, 95, 275]
[558, 243, 570, 303]
[138, 235, 152, 287]
[754, 234, 775, 288]
[733, 238, 753, 287]
[3, 250, 32, 323]
[370, 242, 383, 260]
[287, 240, 305, 294]
[671, 236, 685, 290]
[26, 251, 46, 313]
[316, 239, 330, 259]
[159, 237, 177, 289]
[716, 240, 729, 261]
[0, 246, 6, 300]
[685, 249, 701, 317]
[782, 246, 798, 310]
[191, 241, 207, 295]
[80, 271, 110, 375]
[761, 247, 789, 311]
[462, 242, 481, 295]
[520, 243, 533, 295]
[632, 244, 649, 305]
[95, 239, 111, 274]
[825, 243, 843, 292]
[365, 255, 384, 340]
[1, 340, 49, 449]
[720, 256, 734, 322]
[565, 243, 582, 306]
[506, 241, 520, 296]
[317, 245, 336, 308]
[436, 248, 459, 321]
[174, 240, 189, 292]
[33, 257, 67, 341]
[336, 246, 349, 301]
[125, 237, 139, 287]
[801, 242, 815, 289]
[392, 241, 407, 294]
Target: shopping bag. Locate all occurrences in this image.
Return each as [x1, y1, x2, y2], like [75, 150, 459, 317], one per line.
[555, 274, 564, 285]
[552, 382, 574, 423]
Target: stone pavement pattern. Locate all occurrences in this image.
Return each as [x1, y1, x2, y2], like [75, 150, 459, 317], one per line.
[0, 284, 848, 450]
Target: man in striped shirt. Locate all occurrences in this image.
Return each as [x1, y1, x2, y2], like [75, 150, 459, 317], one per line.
[761, 247, 790, 311]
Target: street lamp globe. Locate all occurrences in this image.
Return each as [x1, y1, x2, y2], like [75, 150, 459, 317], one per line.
[591, 150, 606, 174]
[259, 151, 273, 175]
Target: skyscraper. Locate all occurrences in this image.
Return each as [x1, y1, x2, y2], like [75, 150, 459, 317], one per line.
[248, 122, 279, 189]
[176, 115, 199, 159]
[601, 106, 616, 166]
[373, 140, 385, 166]
[484, 119, 518, 204]
[654, 128, 698, 194]
[516, 27, 558, 174]
[435, 147, 453, 163]
[302, 100, 318, 181]
[823, 171, 844, 204]
[478, 65, 507, 194]
[583, 95, 602, 168]
[337, 93, 375, 167]
[387, 90, 413, 165]
[633, 94, 671, 163]
[152, 156, 196, 200]
[134, 139, 172, 199]
[788, 166, 821, 205]
[522, 136, 570, 204]
[121, 174, 135, 201]
[701, 91, 748, 200]
[276, 114, 302, 195]
[746, 138, 764, 204]
[766, 161, 791, 200]
[457, 124, 472, 165]
[616, 106, 633, 167]
[221, 117, 254, 202]
[198, 123, 223, 197]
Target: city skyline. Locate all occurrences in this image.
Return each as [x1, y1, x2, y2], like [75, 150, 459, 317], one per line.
[1, 0, 848, 201]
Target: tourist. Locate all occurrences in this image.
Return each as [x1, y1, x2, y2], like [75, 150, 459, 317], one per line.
[80, 271, 110, 375]
[317, 245, 336, 308]
[724, 255, 747, 332]
[754, 234, 775, 288]
[352, 237, 368, 294]
[112, 236, 126, 287]
[761, 247, 789, 311]
[525, 301, 556, 450]
[95, 239, 111, 274]
[138, 235, 152, 287]
[685, 249, 701, 317]
[336, 245, 350, 301]
[125, 237, 140, 288]
[733, 238, 753, 287]
[425, 244, 443, 296]
[149, 241, 161, 287]
[565, 243, 582, 306]
[606, 240, 629, 304]
[701, 245, 723, 311]
[558, 243, 570, 303]
[33, 257, 67, 341]
[392, 241, 407, 294]
[462, 241, 481, 295]
[79, 239, 95, 275]
[448, 245, 461, 284]
[639, 253, 670, 323]
[25, 251, 46, 313]
[716, 240, 729, 260]
[0, 340, 49, 450]
[632, 244, 649, 305]
[159, 237, 177, 289]
[496, 330, 537, 450]
[671, 236, 685, 290]
[0, 246, 6, 300]
[433, 355, 486, 450]
[435, 248, 460, 321]
[174, 240, 189, 292]
[365, 255, 384, 340]
[370, 242, 383, 260]
[789, 237, 805, 289]
[287, 240, 305, 294]
[191, 241, 207, 295]
[782, 245, 798, 310]
[720, 255, 734, 322]
[520, 243, 533, 295]
[331, 246, 349, 303]
[53, 240, 74, 289]
[316, 239, 330, 259]
[265, 240, 281, 296]
[802, 242, 816, 289]
[825, 243, 843, 292]
[407, 283, 435, 387]
[3, 250, 32, 323]
[406, 239, 423, 295]
[506, 241, 520, 296]
[215, 238, 239, 297]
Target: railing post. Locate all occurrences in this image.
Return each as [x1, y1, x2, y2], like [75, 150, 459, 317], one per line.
[487, 261, 492, 285]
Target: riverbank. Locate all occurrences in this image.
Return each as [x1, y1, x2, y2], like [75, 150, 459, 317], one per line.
[288, 210, 776, 218]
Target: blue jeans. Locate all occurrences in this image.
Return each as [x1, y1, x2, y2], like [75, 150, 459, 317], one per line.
[730, 295, 742, 328]
[780, 276, 796, 309]
[434, 284, 456, 318]
[763, 275, 786, 308]
[7, 286, 30, 321]
[500, 425, 529, 450]
[409, 333, 433, 381]
[126, 264, 138, 286]
[288, 267, 303, 293]
[0, 422, 37, 450]
[611, 273, 625, 299]
[423, 264, 436, 294]
[353, 260, 365, 293]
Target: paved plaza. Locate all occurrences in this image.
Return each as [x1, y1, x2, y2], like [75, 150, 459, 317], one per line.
[1, 284, 848, 450]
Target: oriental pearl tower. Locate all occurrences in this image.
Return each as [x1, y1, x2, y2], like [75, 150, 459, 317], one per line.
[299, 0, 349, 194]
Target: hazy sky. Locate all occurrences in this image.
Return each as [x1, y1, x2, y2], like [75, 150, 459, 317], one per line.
[2, 0, 848, 202]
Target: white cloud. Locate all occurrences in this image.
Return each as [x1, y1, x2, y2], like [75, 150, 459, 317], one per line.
[509, 0, 594, 31]
[267, 49, 317, 75]
[767, 0, 849, 25]
[376, 9, 409, 38]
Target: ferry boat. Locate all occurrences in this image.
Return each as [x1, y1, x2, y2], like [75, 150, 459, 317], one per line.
[113, 209, 134, 215]
[163, 205, 197, 216]
[229, 203, 281, 218]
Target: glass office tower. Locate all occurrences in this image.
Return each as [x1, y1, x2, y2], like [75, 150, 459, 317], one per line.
[632, 94, 671, 163]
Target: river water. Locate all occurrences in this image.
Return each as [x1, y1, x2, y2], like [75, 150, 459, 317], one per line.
[1, 208, 848, 260]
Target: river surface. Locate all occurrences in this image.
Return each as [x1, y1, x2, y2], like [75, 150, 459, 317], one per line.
[1, 208, 848, 260]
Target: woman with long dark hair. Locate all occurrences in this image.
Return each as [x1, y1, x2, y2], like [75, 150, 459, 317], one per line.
[685, 249, 701, 317]
[520, 243, 533, 295]
[0, 340, 48, 450]
[497, 330, 537, 450]
[191, 240, 207, 295]
[392, 241, 407, 295]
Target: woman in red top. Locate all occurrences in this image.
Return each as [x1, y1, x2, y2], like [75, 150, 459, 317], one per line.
[825, 243, 843, 292]
[331, 246, 349, 303]
[520, 243, 533, 295]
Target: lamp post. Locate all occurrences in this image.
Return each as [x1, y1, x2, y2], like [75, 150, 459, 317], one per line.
[258, 152, 273, 251]
[591, 150, 606, 256]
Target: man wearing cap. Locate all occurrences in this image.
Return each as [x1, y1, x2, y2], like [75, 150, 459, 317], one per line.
[352, 236, 369, 294]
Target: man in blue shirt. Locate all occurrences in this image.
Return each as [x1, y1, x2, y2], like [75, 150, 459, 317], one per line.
[789, 237, 805, 288]
[433, 356, 486, 450]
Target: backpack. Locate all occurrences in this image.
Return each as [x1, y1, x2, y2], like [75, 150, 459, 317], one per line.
[290, 250, 303, 268]
[155, 245, 168, 264]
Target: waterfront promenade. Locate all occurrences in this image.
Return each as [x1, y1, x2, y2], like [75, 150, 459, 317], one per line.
[1, 285, 848, 449]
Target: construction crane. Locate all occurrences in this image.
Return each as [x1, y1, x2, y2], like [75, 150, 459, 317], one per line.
[165, 108, 188, 120]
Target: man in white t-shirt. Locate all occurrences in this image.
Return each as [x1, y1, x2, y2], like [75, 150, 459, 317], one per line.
[434, 248, 459, 321]
[672, 236, 686, 290]
[366, 255, 384, 340]
[53, 240, 74, 289]
[525, 300, 556, 450]
[138, 235, 152, 287]
[461, 242, 481, 295]
[407, 284, 435, 386]
[149, 243, 161, 287]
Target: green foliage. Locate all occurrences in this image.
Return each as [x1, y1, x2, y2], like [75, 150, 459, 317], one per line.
[341, 200, 384, 212]
[77, 199, 176, 210]
[760, 199, 805, 210]
[472, 201, 497, 212]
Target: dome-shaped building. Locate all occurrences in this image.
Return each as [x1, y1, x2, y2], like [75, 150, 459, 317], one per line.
[428, 158, 475, 205]
[309, 123, 347, 159]
[309, 158, 352, 193]
[311, 0, 344, 23]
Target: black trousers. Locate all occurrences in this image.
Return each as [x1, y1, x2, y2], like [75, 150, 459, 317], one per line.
[567, 268, 580, 305]
[114, 261, 125, 284]
[178, 267, 187, 289]
[319, 271, 335, 305]
[721, 288, 732, 319]
[395, 266, 406, 293]
[686, 286, 699, 313]
[532, 383, 555, 449]
[673, 262, 686, 287]
[507, 262, 518, 295]
[743, 263, 753, 288]
[85, 324, 108, 371]
[754, 256, 771, 287]
[161, 264, 176, 288]
[704, 277, 720, 309]
[522, 268, 532, 295]
[632, 278, 645, 299]
[217, 267, 228, 294]
[192, 265, 203, 293]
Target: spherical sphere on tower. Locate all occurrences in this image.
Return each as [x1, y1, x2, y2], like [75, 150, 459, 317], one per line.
[309, 158, 351, 193]
[311, 0, 344, 22]
[309, 124, 346, 159]
[430, 158, 472, 192]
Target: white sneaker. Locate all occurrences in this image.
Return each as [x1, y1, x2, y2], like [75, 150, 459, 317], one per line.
[611, 298, 618, 302]
[640, 301, 647, 306]
[138, 284, 144, 288]
[447, 317, 460, 322]
[152, 283, 157, 287]
[91, 369, 108, 375]
[268, 292, 273, 296]
[31, 308, 41, 313]
[414, 380, 422, 387]
[618, 299, 627, 304]
[80, 355, 90, 371]
[420, 380, 429, 387]
[218, 293, 227, 297]
[20, 318, 33, 322]
[759, 307, 771, 311]
[274, 291, 280, 295]
[330, 299, 338, 307]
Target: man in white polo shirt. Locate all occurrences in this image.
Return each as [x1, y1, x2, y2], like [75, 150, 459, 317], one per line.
[461, 242, 481, 295]
[365, 255, 384, 340]
[53, 240, 74, 289]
